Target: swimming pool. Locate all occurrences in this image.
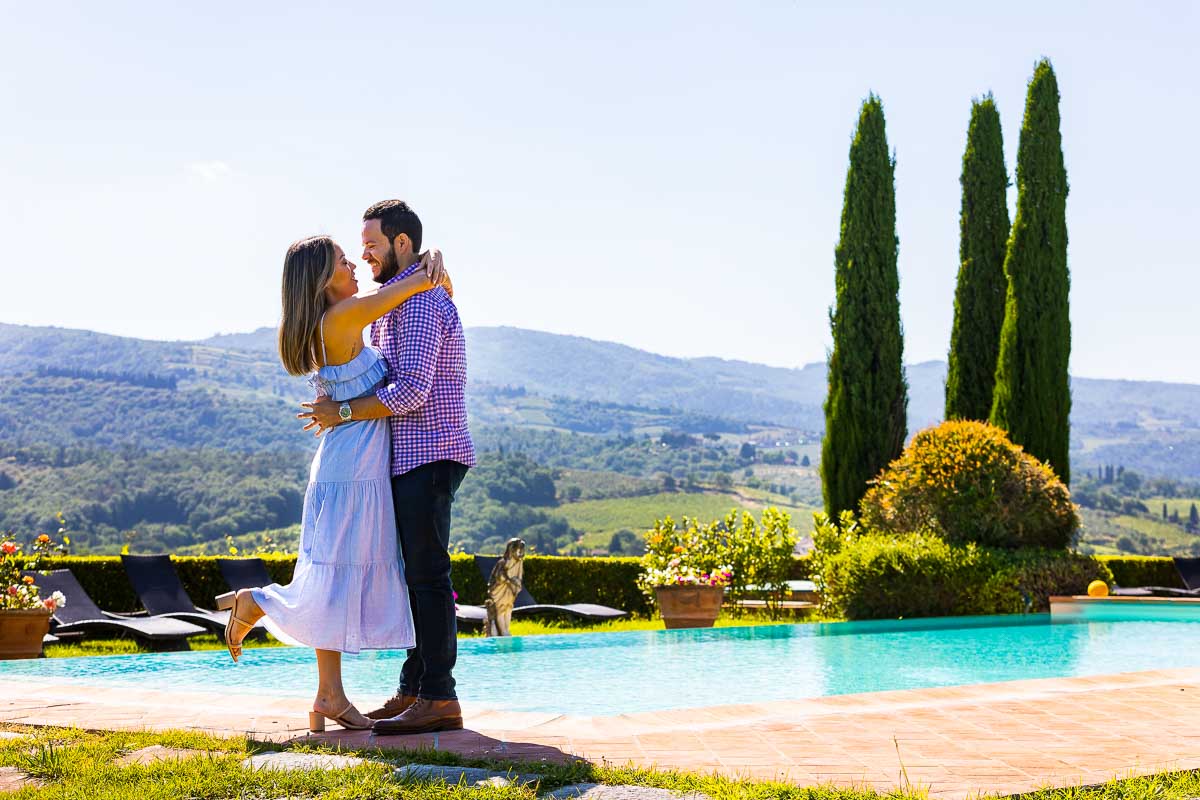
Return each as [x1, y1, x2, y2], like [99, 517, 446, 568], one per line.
[6, 614, 1200, 716]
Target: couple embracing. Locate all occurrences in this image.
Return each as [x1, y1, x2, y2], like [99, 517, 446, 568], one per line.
[217, 199, 474, 736]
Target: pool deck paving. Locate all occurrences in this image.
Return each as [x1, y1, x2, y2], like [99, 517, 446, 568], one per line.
[6, 667, 1200, 797]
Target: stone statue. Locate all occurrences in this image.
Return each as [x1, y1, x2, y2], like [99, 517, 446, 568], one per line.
[485, 538, 526, 637]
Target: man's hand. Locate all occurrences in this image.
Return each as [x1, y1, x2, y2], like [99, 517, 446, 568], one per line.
[298, 396, 343, 436]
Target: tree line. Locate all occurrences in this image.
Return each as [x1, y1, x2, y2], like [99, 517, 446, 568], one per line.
[822, 58, 1071, 518]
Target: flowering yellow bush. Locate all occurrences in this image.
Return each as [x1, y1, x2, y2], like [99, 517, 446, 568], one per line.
[860, 420, 1079, 549]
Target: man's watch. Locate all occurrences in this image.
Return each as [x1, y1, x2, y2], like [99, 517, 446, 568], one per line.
[338, 402, 352, 422]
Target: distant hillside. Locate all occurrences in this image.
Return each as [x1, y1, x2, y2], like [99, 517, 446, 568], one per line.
[5, 321, 1200, 477]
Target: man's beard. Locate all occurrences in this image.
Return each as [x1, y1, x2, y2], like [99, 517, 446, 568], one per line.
[373, 246, 399, 284]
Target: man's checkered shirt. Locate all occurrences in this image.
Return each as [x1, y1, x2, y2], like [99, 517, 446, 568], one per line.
[371, 262, 477, 476]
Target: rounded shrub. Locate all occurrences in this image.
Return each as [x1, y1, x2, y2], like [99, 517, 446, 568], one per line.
[860, 420, 1079, 549]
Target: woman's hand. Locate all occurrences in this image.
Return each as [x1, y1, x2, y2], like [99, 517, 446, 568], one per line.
[420, 249, 445, 287]
[419, 249, 453, 298]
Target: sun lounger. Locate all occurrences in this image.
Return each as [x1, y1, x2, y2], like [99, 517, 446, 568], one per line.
[217, 557, 275, 592]
[1112, 556, 1200, 597]
[121, 554, 265, 638]
[455, 603, 487, 631]
[474, 555, 629, 622]
[25, 569, 205, 646]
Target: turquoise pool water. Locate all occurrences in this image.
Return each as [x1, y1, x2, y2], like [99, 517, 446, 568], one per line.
[6, 614, 1200, 716]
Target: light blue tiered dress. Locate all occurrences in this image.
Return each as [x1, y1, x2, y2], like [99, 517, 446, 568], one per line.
[252, 346, 415, 654]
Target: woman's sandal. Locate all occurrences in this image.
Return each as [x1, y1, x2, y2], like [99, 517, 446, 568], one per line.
[309, 704, 372, 733]
[215, 590, 258, 663]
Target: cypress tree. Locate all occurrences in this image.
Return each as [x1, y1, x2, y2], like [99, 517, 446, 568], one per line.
[822, 94, 908, 518]
[990, 59, 1071, 482]
[946, 95, 1011, 421]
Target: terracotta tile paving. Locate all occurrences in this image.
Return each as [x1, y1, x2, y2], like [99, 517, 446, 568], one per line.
[6, 667, 1200, 796]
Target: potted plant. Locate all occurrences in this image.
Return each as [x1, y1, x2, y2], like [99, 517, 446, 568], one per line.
[639, 516, 733, 629]
[1, 533, 67, 660]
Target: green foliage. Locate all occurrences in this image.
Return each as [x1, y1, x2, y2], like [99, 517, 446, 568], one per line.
[640, 509, 799, 617]
[946, 95, 1011, 422]
[816, 524, 1111, 619]
[823, 94, 908, 519]
[1095, 555, 1182, 589]
[859, 420, 1079, 549]
[820, 530, 1023, 619]
[990, 59, 1072, 483]
[0, 375, 304, 451]
[0, 447, 307, 553]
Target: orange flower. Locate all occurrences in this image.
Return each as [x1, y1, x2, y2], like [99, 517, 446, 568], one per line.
[22, 575, 34, 584]
[36, 534, 50, 544]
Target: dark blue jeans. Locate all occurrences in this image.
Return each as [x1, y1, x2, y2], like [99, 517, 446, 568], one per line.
[392, 460, 469, 701]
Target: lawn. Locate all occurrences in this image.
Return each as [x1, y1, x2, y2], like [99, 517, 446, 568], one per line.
[5, 724, 1200, 800]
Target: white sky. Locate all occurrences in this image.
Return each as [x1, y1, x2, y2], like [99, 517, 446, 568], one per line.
[1, 1, 1196, 381]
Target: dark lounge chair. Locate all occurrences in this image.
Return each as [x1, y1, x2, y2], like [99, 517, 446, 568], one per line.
[473, 555, 629, 622]
[121, 553, 265, 638]
[455, 602, 487, 631]
[1112, 557, 1200, 597]
[25, 569, 205, 646]
[217, 557, 275, 592]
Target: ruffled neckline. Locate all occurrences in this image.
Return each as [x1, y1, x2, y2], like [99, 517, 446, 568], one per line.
[317, 346, 383, 380]
[311, 347, 388, 402]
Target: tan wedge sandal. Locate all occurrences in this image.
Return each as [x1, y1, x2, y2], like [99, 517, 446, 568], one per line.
[215, 590, 257, 663]
[308, 704, 372, 733]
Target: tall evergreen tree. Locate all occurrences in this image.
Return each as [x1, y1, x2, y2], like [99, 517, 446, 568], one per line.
[945, 95, 1011, 421]
[822, 94, 908, 518]
[990, 59, 1071, 482]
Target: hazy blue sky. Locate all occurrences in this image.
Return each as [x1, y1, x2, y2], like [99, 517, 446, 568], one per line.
[2, 2, 1195, 382]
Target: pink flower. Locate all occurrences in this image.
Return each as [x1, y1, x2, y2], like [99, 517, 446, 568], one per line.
[6, 586, 17, 596]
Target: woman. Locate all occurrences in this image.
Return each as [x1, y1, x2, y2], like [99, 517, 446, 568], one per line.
[217, 234, 450, 732]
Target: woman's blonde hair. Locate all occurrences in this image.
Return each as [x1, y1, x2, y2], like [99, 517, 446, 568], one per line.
[279, 235, 336, 376]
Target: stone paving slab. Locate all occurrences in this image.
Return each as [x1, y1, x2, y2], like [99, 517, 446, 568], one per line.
[544, 786, 710, 799]
[114, 745, 206, 766]
[0, 766, 43, 792]
[395, 763, 543, 787]
[8, 668, 1200, 799]
[243, 751, 371, 772]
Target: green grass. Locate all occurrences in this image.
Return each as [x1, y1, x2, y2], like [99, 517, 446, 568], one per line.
[1079, 508, 1200, 556]
[5, 724, 1200, 800]
[43, 612, 806, 658]
[558, 490, 816, 547]
[1144, 496, 1200, 519]
[44, 632, 291, 658]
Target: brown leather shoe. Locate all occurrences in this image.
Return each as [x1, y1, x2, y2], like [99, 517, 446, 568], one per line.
[364, 692, 419, 721]
[372, 698, 463, 735]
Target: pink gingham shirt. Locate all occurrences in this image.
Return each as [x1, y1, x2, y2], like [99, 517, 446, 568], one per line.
[370, 262, 476, 476]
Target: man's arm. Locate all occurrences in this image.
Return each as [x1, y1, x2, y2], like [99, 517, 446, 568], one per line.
[298, 293, 445, 435]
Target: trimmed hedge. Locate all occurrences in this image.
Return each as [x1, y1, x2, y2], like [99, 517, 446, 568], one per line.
[1096, 555, 1181, 590]
[819, 533, 1113, 620]
[40, 553, 655, 618]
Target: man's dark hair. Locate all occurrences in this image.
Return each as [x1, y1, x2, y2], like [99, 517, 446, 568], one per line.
[363, 199, 423, 253]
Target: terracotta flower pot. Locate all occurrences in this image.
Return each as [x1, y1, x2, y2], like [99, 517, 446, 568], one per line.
[0, 608, 52, 660]
[654, 584, 725, 629]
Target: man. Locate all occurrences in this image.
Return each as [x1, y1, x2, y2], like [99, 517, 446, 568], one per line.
[305, 199, 475, 734]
